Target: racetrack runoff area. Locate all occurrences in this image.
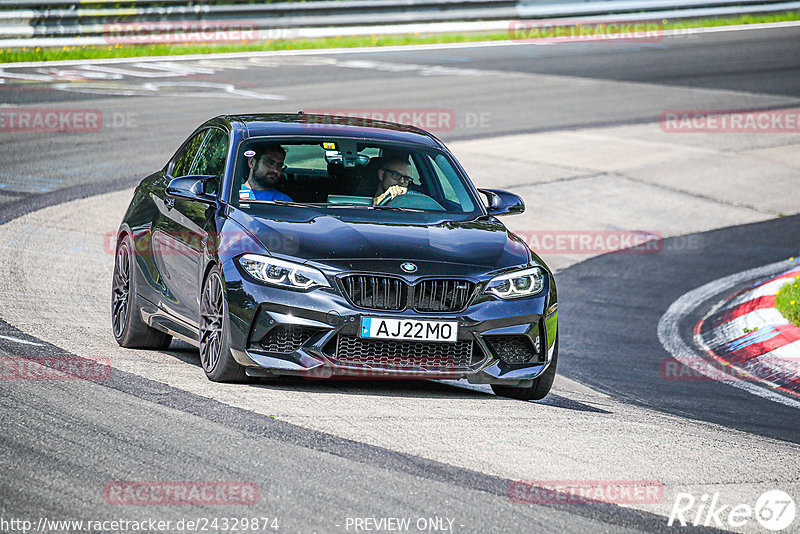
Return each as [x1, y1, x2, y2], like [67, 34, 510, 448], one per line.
[1, 115, 799, 528]
[1, 28, 800, 531]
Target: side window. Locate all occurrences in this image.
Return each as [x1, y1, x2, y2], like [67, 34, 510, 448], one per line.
[191, 129, 228, 195]
[192, 129, 228, 176]
[171, 130, 207, 177]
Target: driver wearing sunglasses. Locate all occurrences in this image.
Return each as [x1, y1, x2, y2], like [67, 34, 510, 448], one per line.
[240, 144, 293, 202]
[373, 158, 412, 205]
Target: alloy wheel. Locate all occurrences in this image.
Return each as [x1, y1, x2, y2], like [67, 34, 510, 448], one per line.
[111, 242, 130, 339]
[199, 272, 224, 372]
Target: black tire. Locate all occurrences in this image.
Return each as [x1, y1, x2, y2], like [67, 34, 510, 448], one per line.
[112, 234, 172, 349]
[491, 334, 558, 401]
[199, 266, 246, 382]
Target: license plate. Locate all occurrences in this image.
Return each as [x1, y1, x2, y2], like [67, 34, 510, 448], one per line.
[360, 317, 458, 342]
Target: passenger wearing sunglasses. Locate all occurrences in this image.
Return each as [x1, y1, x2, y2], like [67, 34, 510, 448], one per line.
[240, 145, 293, 202]
[373, 158, 412, 205]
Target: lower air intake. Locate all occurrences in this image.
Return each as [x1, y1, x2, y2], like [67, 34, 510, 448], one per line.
[260, 325, 325, 353]
[332, 335, 476, 370]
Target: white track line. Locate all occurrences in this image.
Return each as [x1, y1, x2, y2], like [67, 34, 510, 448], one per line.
[657, 258, 800, 410]
[2, 20, 800, 69]
[0, 334, 44, 346]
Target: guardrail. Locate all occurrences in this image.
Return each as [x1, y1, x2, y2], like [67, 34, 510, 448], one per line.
[0, 0, 798, 47]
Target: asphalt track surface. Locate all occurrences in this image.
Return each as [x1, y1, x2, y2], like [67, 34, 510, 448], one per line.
[1, 25, 800, 533]
[560, 214, 800, 443]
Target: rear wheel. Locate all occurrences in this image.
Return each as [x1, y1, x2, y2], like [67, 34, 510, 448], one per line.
[491, 334, 558, 401]
[112, 234, 172, 349]
[199, 267, 245, 382]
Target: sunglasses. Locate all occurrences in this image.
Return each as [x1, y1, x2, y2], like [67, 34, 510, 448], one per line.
[382, 169, 412, 184]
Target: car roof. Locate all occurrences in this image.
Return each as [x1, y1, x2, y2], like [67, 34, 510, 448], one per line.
[213, 113, 443, 148]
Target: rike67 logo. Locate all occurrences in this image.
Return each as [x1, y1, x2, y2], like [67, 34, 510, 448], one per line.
[668, 490, 796, 531]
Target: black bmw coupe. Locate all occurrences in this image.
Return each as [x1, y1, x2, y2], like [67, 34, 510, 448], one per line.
[112, 114, 558, 400]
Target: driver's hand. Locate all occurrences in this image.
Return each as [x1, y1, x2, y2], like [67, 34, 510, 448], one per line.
[387, 185, 407, 199]
[375, 185, 407, 204]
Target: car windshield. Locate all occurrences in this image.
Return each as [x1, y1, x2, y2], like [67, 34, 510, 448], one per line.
[230, 138, 479, 215]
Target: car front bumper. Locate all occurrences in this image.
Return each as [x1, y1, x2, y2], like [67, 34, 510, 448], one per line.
[222, 259, 558, 386]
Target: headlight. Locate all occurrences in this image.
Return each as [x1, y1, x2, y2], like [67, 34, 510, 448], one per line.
[237, 254, 330, 290]
[484, 266, 544, 299]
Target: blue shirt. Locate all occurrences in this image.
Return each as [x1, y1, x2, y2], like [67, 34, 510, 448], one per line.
[239, 185, 292, 202]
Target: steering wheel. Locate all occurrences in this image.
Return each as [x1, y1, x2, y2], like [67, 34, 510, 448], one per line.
[378, 190, 445, 211]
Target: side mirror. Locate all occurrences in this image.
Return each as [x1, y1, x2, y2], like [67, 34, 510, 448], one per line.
[478, 188, 525, 216]
[166, 175, 217, 204]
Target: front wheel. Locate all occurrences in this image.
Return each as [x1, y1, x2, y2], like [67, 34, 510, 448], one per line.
[491, 334, 558, 401]
[199, 266, 245, 382]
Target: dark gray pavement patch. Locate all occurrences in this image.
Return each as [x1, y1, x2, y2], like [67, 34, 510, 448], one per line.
[558, 214, 800, 444]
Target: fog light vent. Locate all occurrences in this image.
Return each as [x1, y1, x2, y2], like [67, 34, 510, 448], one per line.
[485, 335, 541, 364]
[260, 325, 325, 353]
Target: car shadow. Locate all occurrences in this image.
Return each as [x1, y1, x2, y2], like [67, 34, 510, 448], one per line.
[249, 375, 492, 399]
[161, 341, 204, 366]
[163, 341, 492, 399]
[536, 394, 612, 413]
[160, 342, 610, 411]
[249, 378, 612, 412]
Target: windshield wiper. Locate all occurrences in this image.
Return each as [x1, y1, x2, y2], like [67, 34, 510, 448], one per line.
[244, 201, 425, 213]
[272, 200, 317, 207]
[370, 205, 424, 212]
[242, 200, 316, 208]
[325, 204, 424, 212]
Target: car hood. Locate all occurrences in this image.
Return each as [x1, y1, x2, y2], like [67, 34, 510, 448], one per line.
[231, 210, 532, 272]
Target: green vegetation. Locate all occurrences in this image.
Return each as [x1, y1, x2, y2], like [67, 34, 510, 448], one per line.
[1, 11, 798, 63]
[776, 276, 800, 327]
[0, 33, 504, 63]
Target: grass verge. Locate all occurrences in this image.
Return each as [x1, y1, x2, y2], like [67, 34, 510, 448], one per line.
[1, 11, 798, 64]
[776, 276, 800, 327]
